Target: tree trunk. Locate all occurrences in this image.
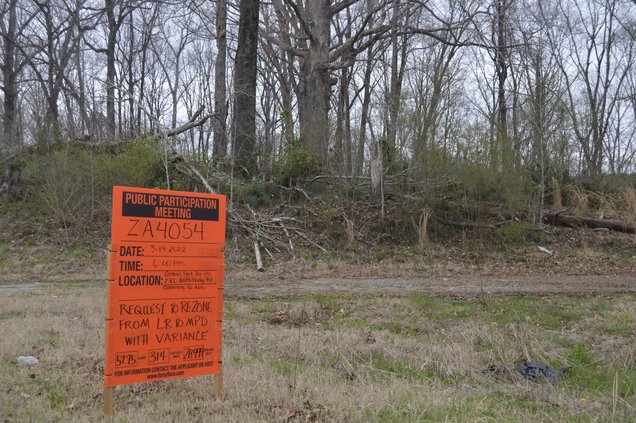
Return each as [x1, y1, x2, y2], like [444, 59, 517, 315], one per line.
[355, 45, 374, 177]
[75, 48, 89, 135]
[105, 0, 117, 138]
[128, 11, 135, 136]
[232, 0, 260, 178]
[334, 67, 346, 174]
[385, 0, 401, 173]
[298, 0, 331, 169]
[271, 1, 296, 149]
[494, 0, 511, 173]
[370, 139, 383, 198]
[2, 0, 19, 154]
[213, 0, 228, 165]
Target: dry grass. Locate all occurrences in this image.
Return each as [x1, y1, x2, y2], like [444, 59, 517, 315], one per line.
[590, 191, 619, 220]
[620, 187, 636, 224]
[567, 185, 589, 216]
[1, 286, 635, 422]
[550, 178, 563, 209]
[585, 186, 636, 223]
[344, 217, 355, 248]
[417, 208, 433, 247]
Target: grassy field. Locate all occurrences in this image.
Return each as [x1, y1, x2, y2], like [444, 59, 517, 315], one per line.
[0, 285, 635, 422]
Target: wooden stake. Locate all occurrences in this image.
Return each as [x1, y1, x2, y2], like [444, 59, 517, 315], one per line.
[104, 386, 113, 416]
[254, 241, 264, 272]
[104, 245, 114, 416]
[214, 373, 223, 400]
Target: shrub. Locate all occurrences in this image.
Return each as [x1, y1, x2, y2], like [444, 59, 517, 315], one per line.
[273, 144, 316, 186]
[22, 137, 165, 238]
[233, 181, 282, 208]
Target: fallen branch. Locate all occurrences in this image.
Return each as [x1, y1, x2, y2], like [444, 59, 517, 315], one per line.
[293, 228, 328, 253]
[171, 157, 217, 194]
[166, 107, 214, 137]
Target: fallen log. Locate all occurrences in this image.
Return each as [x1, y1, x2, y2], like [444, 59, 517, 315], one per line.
[543, 213, 635, 234]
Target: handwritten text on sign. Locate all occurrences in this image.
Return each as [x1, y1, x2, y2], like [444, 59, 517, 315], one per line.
[105, 186, 226, 387]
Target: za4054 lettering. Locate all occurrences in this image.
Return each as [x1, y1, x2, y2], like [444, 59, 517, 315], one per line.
[127, 219, 205, 240]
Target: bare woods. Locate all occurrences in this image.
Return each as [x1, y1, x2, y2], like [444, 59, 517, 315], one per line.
[0, 0, 635, 208]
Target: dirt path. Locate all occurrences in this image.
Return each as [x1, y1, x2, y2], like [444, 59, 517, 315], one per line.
[2, 274, 635, 297]
[224, 274, 636, 298]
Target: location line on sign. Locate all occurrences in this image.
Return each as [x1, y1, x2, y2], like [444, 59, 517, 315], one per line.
[115, 269, 221, 272]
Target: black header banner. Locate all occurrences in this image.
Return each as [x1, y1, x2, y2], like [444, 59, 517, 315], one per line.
[121, 191, 219, 221]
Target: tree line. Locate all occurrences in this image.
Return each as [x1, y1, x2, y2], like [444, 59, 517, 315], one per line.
[1, 0, 635, 199]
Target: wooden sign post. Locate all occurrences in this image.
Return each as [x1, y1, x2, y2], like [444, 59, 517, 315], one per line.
[104, 186, 226, 415]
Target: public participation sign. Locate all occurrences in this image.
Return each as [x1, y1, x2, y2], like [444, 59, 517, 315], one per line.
[104, 186, 226, 388]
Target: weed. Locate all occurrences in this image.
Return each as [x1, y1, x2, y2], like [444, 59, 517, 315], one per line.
[619, 368, 636, 398]
[0, 310, 26, 320]
[67, 248, 87, 259]
[268, 357, 307, 376]
[407, 293, 434, 309]
[374, 248, 391, 262]
[224, 300, 237, 320]
[0, 242, 12, 270]
[315, 294, 339, 313]
[370, 355, 434, 382]
[230, 355, 257, 366]
[33, 377, 66, 409]
[567, 344, 593, 366]
[473, 337, 494, 353]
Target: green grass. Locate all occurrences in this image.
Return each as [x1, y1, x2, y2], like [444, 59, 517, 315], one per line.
[0, 242, 14, 270]
[0, 310, 26, 320]
[268, 357, 308, 376]
[65, 248, 89, 259]
[371, 355, 435, 382]
[407, 294, 586, 329]
[315, 293, 339, 312]
[620, 368, 636, 398]
[229, 355, 257, 366]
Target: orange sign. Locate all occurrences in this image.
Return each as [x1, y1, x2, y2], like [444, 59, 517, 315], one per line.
[104, 186, 226, 387]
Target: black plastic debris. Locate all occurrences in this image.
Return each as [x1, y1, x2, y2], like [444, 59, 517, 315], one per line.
[515, 361, 571, 385]
[483, 362, 571, 385]
[483, 364, 502, 376]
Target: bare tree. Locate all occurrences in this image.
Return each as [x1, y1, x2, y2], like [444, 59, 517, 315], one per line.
[232, 0, 260, 178]
[27, 0, 90, 146]
[213, 0, 228, 165]
[0, 0, 40, 154]
[544, 0, 632, 178]
[268, 1, 393, 170]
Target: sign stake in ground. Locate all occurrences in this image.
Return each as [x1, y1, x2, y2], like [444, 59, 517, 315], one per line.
[104, 186, 226, 415]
